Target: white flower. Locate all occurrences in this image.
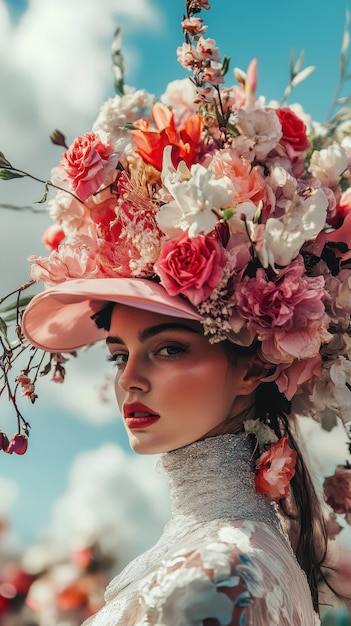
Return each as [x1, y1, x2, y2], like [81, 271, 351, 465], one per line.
[341, 136, 351, 166]
[93, 88, 153, 150]
[266, 165, 296, 199]
[161, 79, 198, 123]
[158, 147, 233, 237]
[48, 190, 88, 237]
[235, 107, 282, 160]
[255, 187, 328, 268]
[309, 142, 348, 187]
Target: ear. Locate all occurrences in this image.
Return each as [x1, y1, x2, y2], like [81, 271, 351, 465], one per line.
[238, 353, 272, 396]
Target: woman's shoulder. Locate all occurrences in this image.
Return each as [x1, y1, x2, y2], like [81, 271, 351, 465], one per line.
[137, 520, 318, 625]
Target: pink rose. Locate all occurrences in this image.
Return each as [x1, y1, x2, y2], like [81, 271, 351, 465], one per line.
[323, 466, 351, 523]
[255, 437, 297, 501]
[155, 232, 226, 306]
[57, 132, 115, 201]
[42, 223, 65, 251]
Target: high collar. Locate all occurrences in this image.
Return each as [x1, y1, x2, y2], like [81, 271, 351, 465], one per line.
[161, 433, 279, 529]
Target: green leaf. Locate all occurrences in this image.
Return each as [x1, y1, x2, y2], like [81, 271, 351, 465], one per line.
[35, 181, 49, 204]
[0, 295, 34, 314]
[2, 312, 17, 322]
[221, 56, 231, 77]
[0, 152, 12, 168]
[0, 316, 9, 341]
[0, 169, 26, 180]
[222, 208, 235, 220]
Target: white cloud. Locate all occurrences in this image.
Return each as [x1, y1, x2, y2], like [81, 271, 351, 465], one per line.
[36, 342, 117, 424]
[23, 444, 169, 571]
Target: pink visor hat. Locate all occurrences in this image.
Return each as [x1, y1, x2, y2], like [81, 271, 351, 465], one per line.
[21, 277, 203, 352]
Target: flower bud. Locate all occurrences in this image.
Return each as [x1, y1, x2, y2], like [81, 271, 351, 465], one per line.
[0, 431, 9, 451]
[50, 129, 68, 148]
[6, 434, 28, 455]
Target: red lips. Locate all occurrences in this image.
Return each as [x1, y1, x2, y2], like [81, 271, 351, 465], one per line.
[123, 402, 160, 429]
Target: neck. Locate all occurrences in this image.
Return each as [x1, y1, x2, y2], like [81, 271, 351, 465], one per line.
[161, 433, 279, 529]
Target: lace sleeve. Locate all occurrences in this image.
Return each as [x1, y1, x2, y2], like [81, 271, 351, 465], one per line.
[135, 523, 316, 626]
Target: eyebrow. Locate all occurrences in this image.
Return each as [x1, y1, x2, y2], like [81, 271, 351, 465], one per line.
[106, 322, 200, 345]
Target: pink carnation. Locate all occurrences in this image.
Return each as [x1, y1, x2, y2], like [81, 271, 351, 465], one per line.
[235, 257, 330, 362]
[155, 232, 226, 306]
[29, 235, 100, 285]
[57, 132, 115, 201]
[255, 437, 297, 501]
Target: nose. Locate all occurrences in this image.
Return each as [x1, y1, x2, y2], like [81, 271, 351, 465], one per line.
[116, 355, 150, 393]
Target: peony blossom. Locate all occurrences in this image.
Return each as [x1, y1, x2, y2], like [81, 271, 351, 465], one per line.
[255, 437, 297, 501]
[323, 466, 351, 523]
[309, 142, 348, 187]
[29, 235, 100, 285]
[234, 257, 330, 363]
[155, 231, 226, 306]
[210, 149, 266, 207]
[235, 108, 282, 160]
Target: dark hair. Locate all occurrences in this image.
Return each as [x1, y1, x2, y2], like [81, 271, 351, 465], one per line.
[91, 301, 115, 330]
[224, 339, 329, 612]
[93, 303, 330, 611]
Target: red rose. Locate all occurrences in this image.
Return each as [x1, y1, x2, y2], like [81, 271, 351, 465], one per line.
[255, 437, 297, 501]
[276, 108, 309, 151]
[323, 465, 351, 523]
[155, 232, 226, 306]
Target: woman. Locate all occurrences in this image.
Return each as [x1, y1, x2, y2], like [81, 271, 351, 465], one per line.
[22, 277, 321, 625]
[6, 0, 351, 622]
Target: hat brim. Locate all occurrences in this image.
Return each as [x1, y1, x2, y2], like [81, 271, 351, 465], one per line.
[21, 277, 203, 352]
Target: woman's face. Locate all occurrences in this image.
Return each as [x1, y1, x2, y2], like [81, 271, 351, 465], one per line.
[107, 304, 256, 454]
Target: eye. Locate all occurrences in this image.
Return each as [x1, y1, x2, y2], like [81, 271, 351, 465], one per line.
[106, 353, 128, 368]
[155, 345, 188, 359]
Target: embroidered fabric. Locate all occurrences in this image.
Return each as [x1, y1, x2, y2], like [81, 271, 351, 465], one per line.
[82, 434, 320, 625]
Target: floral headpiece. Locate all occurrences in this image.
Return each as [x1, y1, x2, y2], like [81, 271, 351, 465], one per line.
[1, 1, 351, 514]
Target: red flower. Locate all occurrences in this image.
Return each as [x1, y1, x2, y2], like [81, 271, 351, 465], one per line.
[5, 434, 28, 455]
[323, 465, 351, 523]
[275, 107, 309, 151]
[0, 432, 9, 451]
[42, 223, 65, 251]
[155, 231, 226, 306]
[131, 102, 203, 171]
[255, 437, 297, 501]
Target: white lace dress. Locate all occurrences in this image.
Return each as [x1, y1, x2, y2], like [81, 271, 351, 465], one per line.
[82, 433, 320, 625]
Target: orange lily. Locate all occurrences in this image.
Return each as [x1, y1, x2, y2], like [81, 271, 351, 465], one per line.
[131, 102, 203, 171]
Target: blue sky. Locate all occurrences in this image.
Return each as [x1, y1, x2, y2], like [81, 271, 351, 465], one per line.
[1, 0, 351, 553]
